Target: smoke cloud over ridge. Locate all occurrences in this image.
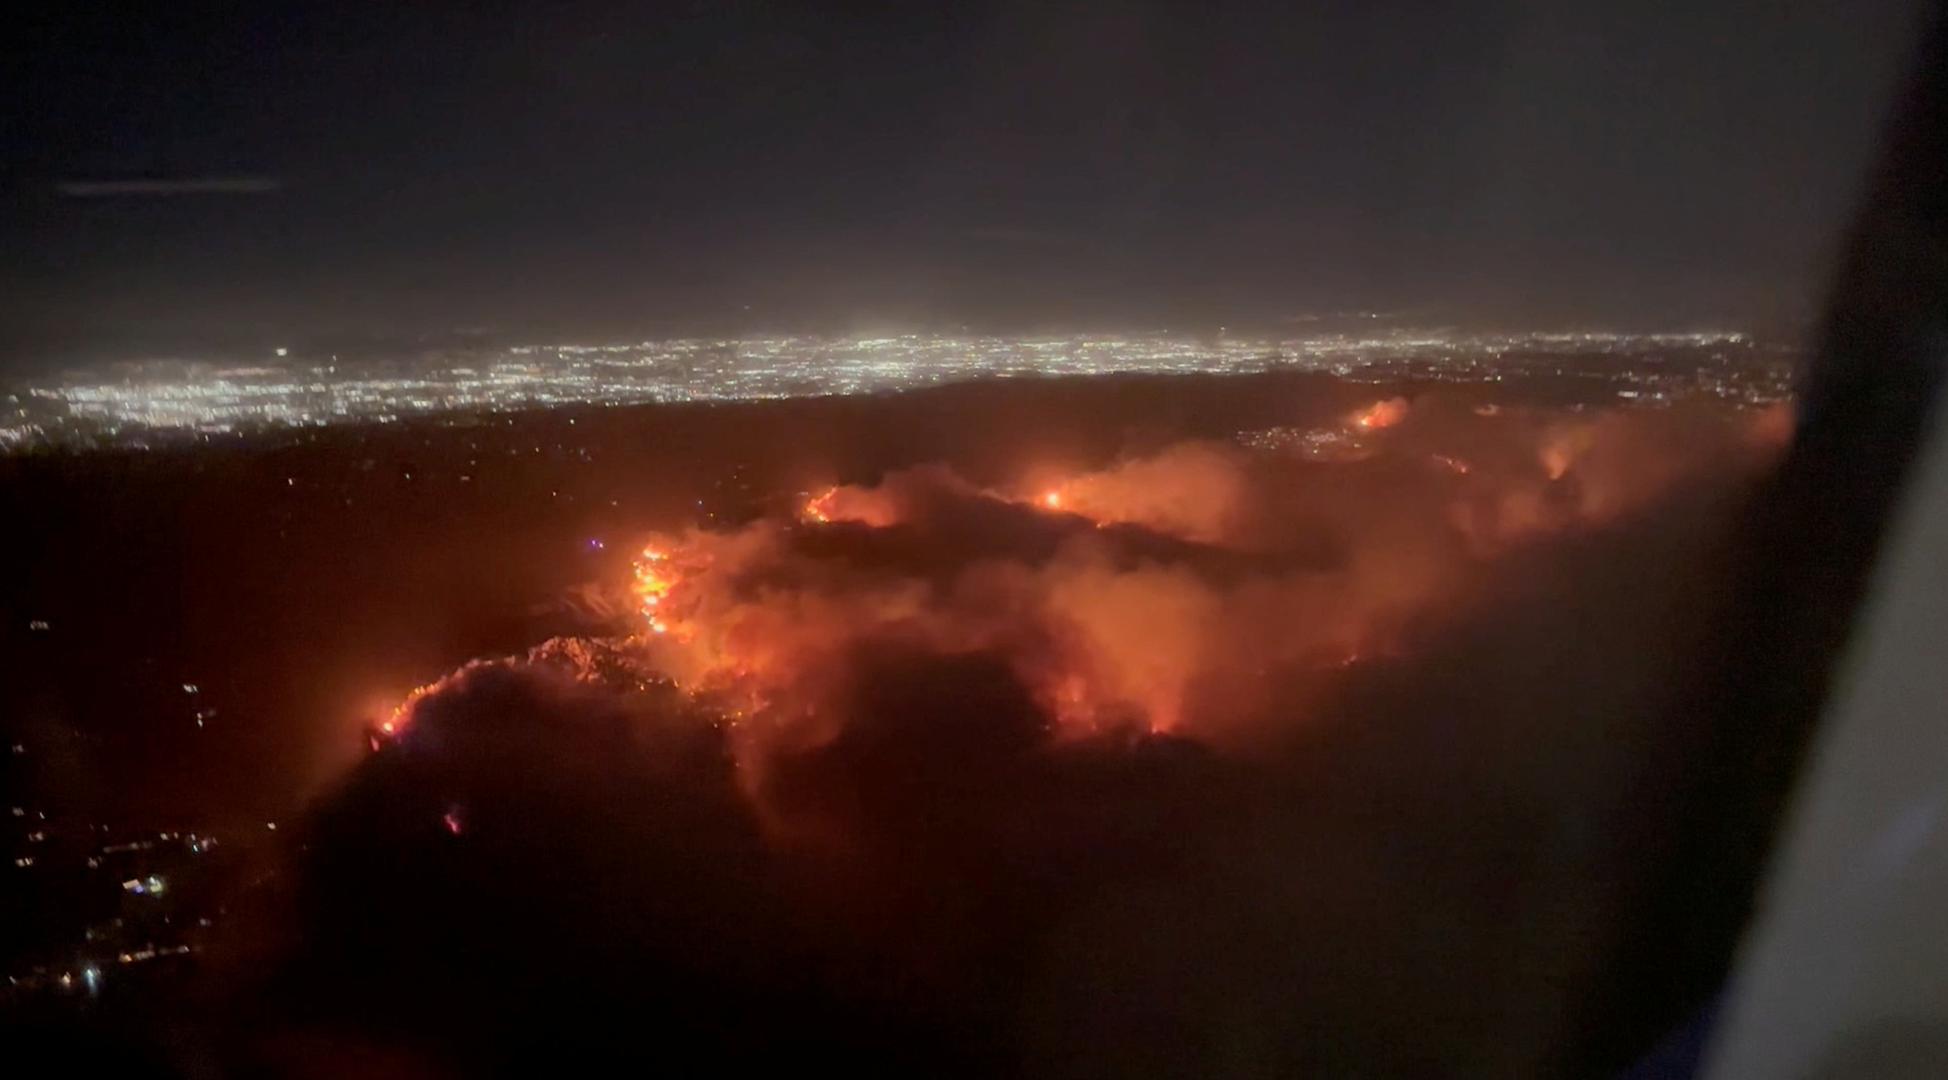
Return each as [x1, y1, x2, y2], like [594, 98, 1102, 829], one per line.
[260, 394, 1789, 1075]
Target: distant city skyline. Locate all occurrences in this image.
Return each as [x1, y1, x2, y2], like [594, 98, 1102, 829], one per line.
[2, 328, 1788, 451]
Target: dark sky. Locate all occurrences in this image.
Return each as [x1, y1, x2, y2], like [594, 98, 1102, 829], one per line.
[0, 1, 1925, 368]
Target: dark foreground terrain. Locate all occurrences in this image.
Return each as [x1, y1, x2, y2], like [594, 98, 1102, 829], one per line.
[4, 367, 1786, 1075]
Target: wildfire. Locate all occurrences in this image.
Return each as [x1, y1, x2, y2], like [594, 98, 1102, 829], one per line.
[385, 687, 433, 733]
[634, 545, 677, 634]
[366, 677, 444, 748]
[1539, 425, 1595, 481]
[596, 463, 1411, 743]
[369, 395, 1792, 779]
[803, 487, 837, 524]
[628, 536, 719, 644]
[1349, 397, 1409, 431]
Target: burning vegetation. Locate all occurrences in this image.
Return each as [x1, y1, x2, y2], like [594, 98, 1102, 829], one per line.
[327, 393, 1791, 1073]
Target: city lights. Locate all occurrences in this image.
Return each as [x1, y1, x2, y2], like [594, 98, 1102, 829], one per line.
[0, 330, 1782, 451]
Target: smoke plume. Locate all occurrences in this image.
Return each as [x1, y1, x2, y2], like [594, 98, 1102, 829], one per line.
[250, 395, 1788, 1075]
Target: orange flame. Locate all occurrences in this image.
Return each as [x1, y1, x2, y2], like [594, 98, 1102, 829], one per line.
[803, 487, 837, 524]
[1349, 397, 1409, 431]
[634, 545, 677, 634]
[369, 679, 441, 746]
[373, 398, 1792, 775]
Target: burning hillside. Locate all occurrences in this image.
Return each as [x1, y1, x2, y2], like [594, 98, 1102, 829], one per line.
[306, 393, 1790, 1074]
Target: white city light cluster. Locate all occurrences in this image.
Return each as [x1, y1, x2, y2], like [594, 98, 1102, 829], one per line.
[1, 329, 1780, 450]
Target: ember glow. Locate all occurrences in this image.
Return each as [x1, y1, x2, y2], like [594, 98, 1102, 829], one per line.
[375, 396, 1791, 771]
[360, 394, 1801, 843]
[355, 397, 1796, 789]
[1350, 396, 1410, 430]
[369, 681, 440, 746]
[803, 488, 836, 524]
[633, 545, 677, 634]
[347, 390, 1797, 1071]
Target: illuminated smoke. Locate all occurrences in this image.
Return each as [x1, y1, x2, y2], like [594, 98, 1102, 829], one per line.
[1349, 396, 1410, 430]
[562, 396, 1791, 780]
[372, 396, 1787, 776]
[317, 394, 1793, 1072]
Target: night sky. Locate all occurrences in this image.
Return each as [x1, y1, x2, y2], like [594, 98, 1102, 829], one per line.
[1, 1, 1924, 369]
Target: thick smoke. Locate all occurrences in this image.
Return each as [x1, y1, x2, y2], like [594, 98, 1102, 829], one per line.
[243, 395, 1787, 1076]
[628, 395, 1786, 759]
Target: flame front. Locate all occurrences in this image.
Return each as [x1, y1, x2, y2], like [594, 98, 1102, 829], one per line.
[1348, 397, 1409, 431]
[803, 487, 836, 524]
[634, 545, 676, 634]
[376, 397, 1793, 767]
